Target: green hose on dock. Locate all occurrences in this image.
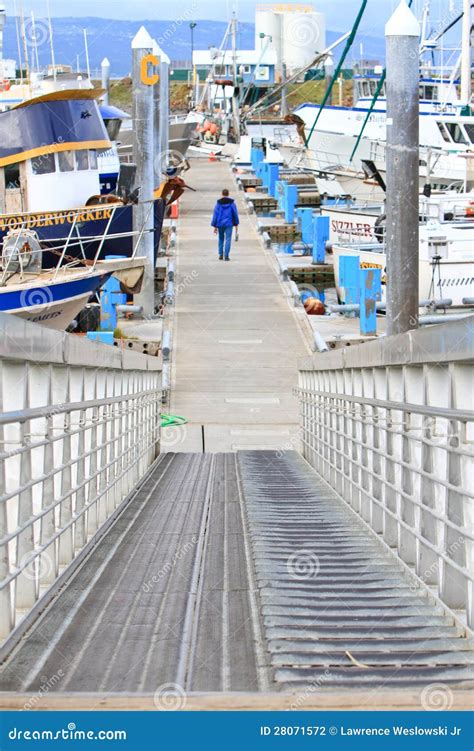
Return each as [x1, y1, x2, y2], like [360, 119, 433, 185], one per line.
[160, 413, 188, 428]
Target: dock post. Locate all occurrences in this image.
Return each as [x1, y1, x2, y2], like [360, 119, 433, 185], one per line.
[385, 1, 420, 335]
[312, 215, 329, 264]
[160, 50, 170, 160]
[267, 164, 279, 197]
[359, 268, 382, 336]
[296, 208, 313, 245]
[339, 256, 360, 309]
[101, 57, 110, 106]
[132, 26, 156, 316]
[152, 40, 162, 182]
[283, 184, 298, 223]
[251, 147, 264, 172]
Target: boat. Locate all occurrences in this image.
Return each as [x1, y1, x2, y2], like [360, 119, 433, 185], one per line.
[0, 89, 166, 267]
[0, 246, 146, 330]
[272, 2, 474, 198]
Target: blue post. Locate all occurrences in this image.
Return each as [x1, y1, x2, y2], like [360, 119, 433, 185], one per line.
[312, 215, 330, 264]
[359, 267, 382, 336]
[255, 160, 267, 181]
[339, 255, 360, 307]
[267, 163, 279, 197]
[275, 180, 286, 211]
[284, 183, 298, 223]
[250, 147, 264, 172]
[296, 208, 314, 245]
[100, 276, 126, 331]
[259, 161, 269, 188]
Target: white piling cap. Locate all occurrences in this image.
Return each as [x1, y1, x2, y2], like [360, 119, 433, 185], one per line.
[132, 25, 154, 49]
[385, 0, 420, 37]
[101, 57, 110, 68]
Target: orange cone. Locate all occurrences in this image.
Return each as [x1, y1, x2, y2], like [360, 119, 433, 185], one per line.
[209, 152, 216, 162]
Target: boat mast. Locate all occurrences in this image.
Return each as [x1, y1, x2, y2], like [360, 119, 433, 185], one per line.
[46, 0, 56, 81]
[461, 0, 472, 111]
[230, 11, 240, 143]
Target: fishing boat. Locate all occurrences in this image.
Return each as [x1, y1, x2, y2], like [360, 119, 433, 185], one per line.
[0, 246, 145, 330]
[0, 89, 166, 267]
[273, 2, 474, 198]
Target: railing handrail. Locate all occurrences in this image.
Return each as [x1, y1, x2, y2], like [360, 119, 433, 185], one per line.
[0, 389, 155, 428]
[295, 387, 474, 423]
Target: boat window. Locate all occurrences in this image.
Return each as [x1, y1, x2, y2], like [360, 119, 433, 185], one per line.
[58, 150, 75, 172]
[75, 150, 89, 170]
[464, 124, 474, 144]
[445, 122, 468, 144]
[436, 122, 451, 142]
[31, 152, 56, 175]
[104, 118, 121, 141]
[89, 150, 98, 170]
[362, 81, 370, 97]
[420, 84, 436, 100]
[5, 163, 20, 189]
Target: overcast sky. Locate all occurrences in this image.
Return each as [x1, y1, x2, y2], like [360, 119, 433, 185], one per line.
[4, 1, 460, 31]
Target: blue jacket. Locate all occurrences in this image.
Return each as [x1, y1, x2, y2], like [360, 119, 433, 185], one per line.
[211, 197, 239, 228]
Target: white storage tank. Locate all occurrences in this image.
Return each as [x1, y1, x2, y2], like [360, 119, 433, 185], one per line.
[282, 10, 326, 73]
[255, 8, 283, 64]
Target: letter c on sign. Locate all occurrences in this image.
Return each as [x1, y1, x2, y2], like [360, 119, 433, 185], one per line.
[140, 54, 159, 85]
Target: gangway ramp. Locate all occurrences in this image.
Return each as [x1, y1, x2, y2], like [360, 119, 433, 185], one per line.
[1, 452, 472, 705]
[168, 160, 310, 453]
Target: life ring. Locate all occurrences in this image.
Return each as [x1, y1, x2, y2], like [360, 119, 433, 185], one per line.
[0, 79, 11, 91]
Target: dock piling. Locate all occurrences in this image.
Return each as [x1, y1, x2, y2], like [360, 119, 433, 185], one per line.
[132, 26, 156, 316]
[101, 57, 110, 106]
[385, 0, 420, 335]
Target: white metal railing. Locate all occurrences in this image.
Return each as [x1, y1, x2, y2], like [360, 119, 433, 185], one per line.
[297, 318, 474, 628]
[0, 313, 162, 648]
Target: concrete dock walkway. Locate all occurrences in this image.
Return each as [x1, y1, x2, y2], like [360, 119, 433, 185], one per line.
[168, 159, 310, 453]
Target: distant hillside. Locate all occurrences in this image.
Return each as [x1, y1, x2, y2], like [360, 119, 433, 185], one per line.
[1, 16, 385, 76]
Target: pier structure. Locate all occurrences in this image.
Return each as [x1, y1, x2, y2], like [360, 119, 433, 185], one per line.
[0, 4, 473, 712]
[0, 152, 473, 709]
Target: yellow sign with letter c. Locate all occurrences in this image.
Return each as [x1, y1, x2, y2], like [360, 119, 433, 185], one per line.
[140, 54, 159, 85]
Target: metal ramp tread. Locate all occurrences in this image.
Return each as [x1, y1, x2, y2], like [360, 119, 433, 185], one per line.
[0, 451, 472, 697]
[237, 450, 474, 690]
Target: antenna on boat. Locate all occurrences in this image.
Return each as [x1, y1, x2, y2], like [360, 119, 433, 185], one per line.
[18, 0, 29, 80]
[30, 11, 40, 71]
[83, 28, 91, 80]
[46, 0, 56, 81]
[12, 0, 24, 82]
[460, 0, 472, 112]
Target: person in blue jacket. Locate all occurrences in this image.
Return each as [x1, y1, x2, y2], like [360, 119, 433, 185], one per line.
[211, 189, 239, 261]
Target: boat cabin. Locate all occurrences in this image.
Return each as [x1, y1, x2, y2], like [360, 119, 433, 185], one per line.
[0, 90, 111, 214]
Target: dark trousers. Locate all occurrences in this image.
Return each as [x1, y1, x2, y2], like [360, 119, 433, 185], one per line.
[218, 226, 233, 258]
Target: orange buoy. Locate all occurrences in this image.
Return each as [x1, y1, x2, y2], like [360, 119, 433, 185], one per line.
[304, 298, 325, 315]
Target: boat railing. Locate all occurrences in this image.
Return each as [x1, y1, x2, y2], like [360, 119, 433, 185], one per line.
[0, 200, 156, 285]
